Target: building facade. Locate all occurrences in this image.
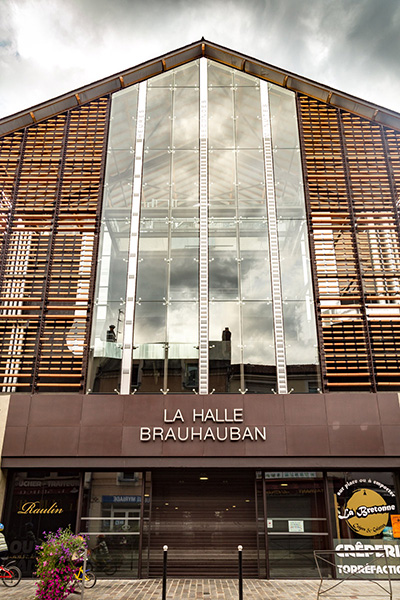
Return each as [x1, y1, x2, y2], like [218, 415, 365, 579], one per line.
[1, 40, 400, 579]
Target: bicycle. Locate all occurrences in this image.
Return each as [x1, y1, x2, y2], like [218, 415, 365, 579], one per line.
[74, 563, 96, 589]
[0, 560, 22, 587]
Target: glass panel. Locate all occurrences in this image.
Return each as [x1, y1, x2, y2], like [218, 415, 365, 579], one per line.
[209, 150, 236, 217]
[235, 85, 262, 148]
[174, 88, 199, 150]
[243, 302, 276, 393]
[209, 301, 241, 364]
[208, 87, 234, 149]
[237, 149, 266, 218]
[81, 472, 143, 578]
[170, 233, 199, 300]
[269, 84, 300, 149]
[148, 71, 173, 88]
[174, 61, 199, 87]
[142, 150, 170, 206]
[278, 219, 313, 300]
[209, 225, 239, 300]
[265, 473, 329, 578]
[145, 87, 172, 149]
[89, 83, 139, 392]
[171, 150, 199, 207]
[208, 61, 234, 87]
[168, 302, 198, 345]
[242, 302, 274, 365]
[240, 221, 271, 300]
[133, 302, 166, 346]
[136, 231, 168, 302]
[108, 86, 138, 150]
[274, 149, 306, 218]
[4, 471, 80, 577]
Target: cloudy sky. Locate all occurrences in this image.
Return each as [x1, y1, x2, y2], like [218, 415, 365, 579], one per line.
[1, 0, 400, 119]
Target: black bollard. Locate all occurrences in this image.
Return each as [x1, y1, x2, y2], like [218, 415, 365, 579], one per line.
[162, 545, 168, 600]
[238, 545, 243, 600]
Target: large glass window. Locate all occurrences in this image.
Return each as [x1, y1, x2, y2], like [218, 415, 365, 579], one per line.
[131, 63, 199, 393]
[270, 86, 321, 393]
[4, 471, 80, 577]
[88, 60, 321, 395]
[88, 86, 138, 393]
[208, 63, 276, 394]
[80, 471, 151, 578]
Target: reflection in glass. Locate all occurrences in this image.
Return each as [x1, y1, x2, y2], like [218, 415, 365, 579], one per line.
[208, 62, 276, 393]
[89, 80, 139, 392]
[131, 65, 200, 392]
[269, 84, 300, 150]
[90, 59, 323, 395]
[264, 473, 329, 578]
[81, 472, 143, 578]
[107, 86, 138, 150]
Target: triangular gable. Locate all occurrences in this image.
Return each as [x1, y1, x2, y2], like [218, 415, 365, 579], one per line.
[1, 38, 400, 137]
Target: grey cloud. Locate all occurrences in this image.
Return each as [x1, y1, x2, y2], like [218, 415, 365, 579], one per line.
[1, 0, 400, 118]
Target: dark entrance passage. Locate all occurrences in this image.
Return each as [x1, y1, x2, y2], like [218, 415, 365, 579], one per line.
[149, 470, 258, 577]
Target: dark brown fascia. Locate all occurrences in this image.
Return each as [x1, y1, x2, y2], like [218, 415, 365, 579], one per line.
[1, 38, 400, 137]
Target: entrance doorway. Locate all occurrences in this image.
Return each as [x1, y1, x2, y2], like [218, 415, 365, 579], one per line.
[259, 472, 330, 578]
[149, 470, 258, 577]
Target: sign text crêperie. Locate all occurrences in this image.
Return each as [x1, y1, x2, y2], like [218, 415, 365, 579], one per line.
[140, 407, 266, 442]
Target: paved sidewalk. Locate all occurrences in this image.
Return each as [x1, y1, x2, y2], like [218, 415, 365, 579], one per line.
[0, 578, 399, 599]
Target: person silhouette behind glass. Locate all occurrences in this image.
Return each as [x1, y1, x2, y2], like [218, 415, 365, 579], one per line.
[106, 325, 116, 342]
[222, 327, 231, 341]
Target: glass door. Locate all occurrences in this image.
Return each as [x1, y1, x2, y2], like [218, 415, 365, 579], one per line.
[263, 472, 330, 578]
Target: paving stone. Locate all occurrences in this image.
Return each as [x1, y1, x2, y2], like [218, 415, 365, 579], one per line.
[1, 578, 400, 599]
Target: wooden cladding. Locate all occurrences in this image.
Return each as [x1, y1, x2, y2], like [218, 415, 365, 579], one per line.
[0, 97, 110, 392]
[299, 95, 400, 391]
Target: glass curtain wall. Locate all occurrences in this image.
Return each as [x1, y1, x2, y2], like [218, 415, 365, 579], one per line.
[88, 59, 320, 394]
[208, 63, 273, 393]
[269, 86, 321, 393]
[132, 64, 199, 392]
[88, 87, 138, 392]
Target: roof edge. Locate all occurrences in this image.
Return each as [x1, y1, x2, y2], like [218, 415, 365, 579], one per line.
[1, 38, 400, 137]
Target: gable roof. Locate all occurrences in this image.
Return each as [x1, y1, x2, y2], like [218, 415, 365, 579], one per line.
[1, 38, 400, 137]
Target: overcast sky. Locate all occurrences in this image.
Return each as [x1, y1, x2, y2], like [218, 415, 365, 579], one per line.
[1, 0, 400, 119]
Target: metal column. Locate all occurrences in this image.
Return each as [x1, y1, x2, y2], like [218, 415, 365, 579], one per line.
[198, 57, 209, 395]
[260, 81, 288, 395]
[120, 81, 147, 394]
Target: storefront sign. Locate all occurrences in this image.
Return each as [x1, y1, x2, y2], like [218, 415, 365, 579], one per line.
[391, 515, 400, 538]
[102, 495, 141, 504]
[334, 539, 400, 578]
[337, 479, 396, 537]
[265, 472, 317, 479]
[17, 501, 63, 515]
[140, 407, 266, 442]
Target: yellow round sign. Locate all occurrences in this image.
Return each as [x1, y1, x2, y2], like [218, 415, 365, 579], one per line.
[345, 489, 389, 537]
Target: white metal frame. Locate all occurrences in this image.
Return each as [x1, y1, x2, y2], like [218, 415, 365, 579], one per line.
[120, 81, 147, 394]
[260, 81, 288, 394]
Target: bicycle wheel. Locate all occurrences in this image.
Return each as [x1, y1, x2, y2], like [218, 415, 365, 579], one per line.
[103, 561, 117, 576]
[83, 570, 96, 588]
[2, 566, 22, 587]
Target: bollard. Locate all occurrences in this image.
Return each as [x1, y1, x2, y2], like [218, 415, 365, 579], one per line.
[80, 548, 87, 600]
[162, 545, 168, 600]
[238, 545, 243, 600]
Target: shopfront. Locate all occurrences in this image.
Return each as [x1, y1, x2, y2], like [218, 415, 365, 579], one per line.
[2, 468, 400, 579]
